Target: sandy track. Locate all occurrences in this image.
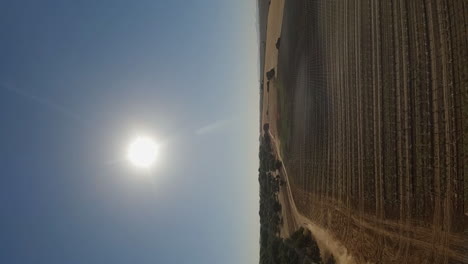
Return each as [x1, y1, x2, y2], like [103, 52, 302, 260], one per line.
[270, 132, 357, 264]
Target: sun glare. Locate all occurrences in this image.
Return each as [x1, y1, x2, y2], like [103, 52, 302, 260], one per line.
[127, 136, 159, 168]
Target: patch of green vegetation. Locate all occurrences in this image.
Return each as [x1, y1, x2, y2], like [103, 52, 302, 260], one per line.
[259, 131, 283, 235]
[259, 131, 328, 263]
[260, 225, 327, 264]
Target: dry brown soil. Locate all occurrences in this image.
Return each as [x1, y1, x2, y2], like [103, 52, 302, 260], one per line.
[260, 0, 468, 263]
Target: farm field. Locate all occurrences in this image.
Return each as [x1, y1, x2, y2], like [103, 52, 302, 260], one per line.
[260, 0, 468, 263]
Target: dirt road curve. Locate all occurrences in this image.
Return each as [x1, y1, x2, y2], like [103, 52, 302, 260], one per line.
[270, 132, 357, 264]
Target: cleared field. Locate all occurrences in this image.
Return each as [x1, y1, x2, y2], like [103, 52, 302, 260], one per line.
[274, 0, 468, 263]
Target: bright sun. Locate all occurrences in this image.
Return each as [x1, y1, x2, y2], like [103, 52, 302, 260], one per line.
[127, 136, 159, 168]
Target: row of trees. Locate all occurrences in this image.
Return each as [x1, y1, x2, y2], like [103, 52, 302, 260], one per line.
[259, 132, 334, 264]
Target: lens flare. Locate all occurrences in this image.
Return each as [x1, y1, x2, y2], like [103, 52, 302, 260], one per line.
[127, 136, 159, 168]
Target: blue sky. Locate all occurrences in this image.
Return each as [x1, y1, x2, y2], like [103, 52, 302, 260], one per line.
[0, 1, 259, 263]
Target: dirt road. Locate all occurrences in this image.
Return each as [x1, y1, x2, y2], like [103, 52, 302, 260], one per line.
[270, 131, 357, 264]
